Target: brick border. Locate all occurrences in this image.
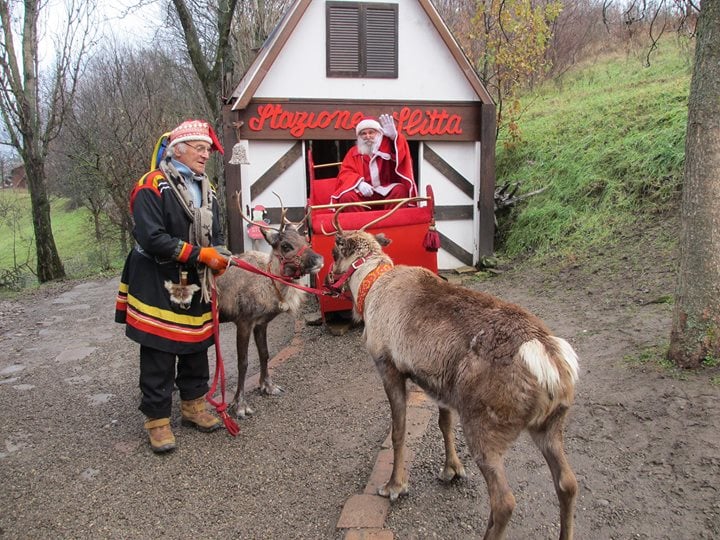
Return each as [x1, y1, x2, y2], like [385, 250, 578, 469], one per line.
[337, 386, 434, 539]
[248, 320, 436, 539]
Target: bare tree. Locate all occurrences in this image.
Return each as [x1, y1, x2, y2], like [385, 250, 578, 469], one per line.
[0, 0, 97, 282]
[160, 0, 240, 124]
[0, 150, 13, 187]
[668, 0, 720, 368]
[50, 43, 205, 255]
[230, 0, 294, 75]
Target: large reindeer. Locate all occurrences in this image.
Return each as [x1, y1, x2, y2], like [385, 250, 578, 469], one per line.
[216, 194, 323, 418]
[324, 203, 579, 540]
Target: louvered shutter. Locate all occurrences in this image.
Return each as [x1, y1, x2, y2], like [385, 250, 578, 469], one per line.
[327, 4, 361, 77]
[326, 2, 398, 79]
[365, 4, 398, 77]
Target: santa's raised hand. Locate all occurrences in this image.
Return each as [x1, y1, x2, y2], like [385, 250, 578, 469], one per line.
[379, 114, 398, 141]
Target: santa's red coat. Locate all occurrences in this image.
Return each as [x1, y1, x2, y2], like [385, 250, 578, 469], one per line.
[331, 133, 417, 202]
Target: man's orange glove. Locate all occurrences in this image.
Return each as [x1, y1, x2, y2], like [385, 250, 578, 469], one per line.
[198, 247, 230, 273]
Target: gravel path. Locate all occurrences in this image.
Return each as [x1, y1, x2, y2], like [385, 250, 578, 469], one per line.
[1, 254, 718, 539]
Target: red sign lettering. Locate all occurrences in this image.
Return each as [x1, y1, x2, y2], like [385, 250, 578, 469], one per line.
[246, 104, 463, 138]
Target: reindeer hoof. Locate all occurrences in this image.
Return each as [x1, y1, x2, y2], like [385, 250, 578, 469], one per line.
[439, 463, 466, 482]
[261, 383, 284, 396]
[378, 482, 408, 501]
[234, 403, 255, 419]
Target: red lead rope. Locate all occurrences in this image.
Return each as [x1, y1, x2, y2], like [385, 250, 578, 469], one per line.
[229, 256, 340, 297]
[205, 276, 240, 437]
[204, 255, 357, 438]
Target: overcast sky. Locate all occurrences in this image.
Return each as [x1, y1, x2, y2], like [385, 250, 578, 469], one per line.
[39, 0, 159, 65]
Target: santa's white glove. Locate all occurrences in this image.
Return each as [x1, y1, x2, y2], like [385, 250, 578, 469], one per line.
[379, 114, 398, 140]
[357, 181, 374, 197]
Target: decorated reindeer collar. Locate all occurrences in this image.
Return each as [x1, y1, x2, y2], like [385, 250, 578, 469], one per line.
[355, 263, 393, 318]
[325, 255, 370, 296]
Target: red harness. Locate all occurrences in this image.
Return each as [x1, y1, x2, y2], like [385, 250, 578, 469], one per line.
[276, 244, 310, 280]
[229, 255, 335, 297]
[325, 255, 394, 316]
[325, 256, 368, 299]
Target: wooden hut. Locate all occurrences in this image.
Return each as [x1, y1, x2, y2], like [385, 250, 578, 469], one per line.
[222, 0, 496, 269]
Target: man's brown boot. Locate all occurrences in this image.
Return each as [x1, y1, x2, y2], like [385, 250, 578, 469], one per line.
[144, 418, 176, 453]
[181, 397, 222, 432]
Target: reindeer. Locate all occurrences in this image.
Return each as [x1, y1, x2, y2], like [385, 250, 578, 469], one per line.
[216, 195, 323, 418]
[324, 203, 580, 540]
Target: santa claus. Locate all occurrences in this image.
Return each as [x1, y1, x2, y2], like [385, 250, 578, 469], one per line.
[330, 114, 417, 210]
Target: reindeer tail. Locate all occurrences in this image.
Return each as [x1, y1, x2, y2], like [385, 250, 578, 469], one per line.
[518, 337, 579, 398]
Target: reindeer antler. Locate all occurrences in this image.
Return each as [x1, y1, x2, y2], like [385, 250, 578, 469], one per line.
[359, 197, 425, 232]
[235, 191, 278, 231]
[271, 191, 311, 233]
[320, 203, 374, 236]
[271, 191, 288, 233]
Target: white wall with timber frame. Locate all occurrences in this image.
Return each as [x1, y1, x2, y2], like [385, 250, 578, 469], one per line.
[254, 1, 479, 101]
[223, 0, 496, 269]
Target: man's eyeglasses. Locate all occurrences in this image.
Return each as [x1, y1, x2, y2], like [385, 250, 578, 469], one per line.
[186, 143, 212, 155]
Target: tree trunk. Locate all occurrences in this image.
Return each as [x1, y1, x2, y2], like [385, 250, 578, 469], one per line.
[668, 0, 720, 368]
[25, 157, 65, 282]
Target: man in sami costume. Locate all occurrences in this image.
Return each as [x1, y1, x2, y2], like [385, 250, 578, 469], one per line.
[115, 119, 231, 454]
[330, 114, 417, 210]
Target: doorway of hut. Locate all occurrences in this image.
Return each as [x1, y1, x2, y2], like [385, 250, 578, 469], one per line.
[305, 138, 420, 191]
[304, 138, 421, 333]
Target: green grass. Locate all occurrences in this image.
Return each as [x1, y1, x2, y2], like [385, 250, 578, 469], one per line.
[624, 342, 720, 383]
[496, 42, 691, 260]
[624, 343, 690, 380]
[0, 190, 125, 289]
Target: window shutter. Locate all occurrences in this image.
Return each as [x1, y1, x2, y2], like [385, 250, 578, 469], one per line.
[365, 5, 398, 77]
[327, 4, 361, 76]
[326, 2, 398, 79]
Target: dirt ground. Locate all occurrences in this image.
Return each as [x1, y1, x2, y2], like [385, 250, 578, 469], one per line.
[1, 232, 719, 539]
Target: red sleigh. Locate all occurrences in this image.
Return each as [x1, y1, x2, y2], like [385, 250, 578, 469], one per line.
[306, 150, 439, 320]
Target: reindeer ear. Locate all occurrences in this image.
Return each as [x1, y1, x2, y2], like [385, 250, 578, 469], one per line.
[261, 227, 280, 246]
[375, 233, 391, 247]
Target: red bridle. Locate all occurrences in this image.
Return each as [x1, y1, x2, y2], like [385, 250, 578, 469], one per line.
[275, 244, 310, 279]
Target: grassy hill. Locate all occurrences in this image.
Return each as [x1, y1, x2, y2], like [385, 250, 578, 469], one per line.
[0, 192, 113, 289]
[0, 41, 692, 291]
[495, 42, 691, 263]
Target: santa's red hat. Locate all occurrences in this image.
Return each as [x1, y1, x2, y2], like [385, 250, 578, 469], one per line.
[355, 117, 382, 135]
[168, 119, 224, 155]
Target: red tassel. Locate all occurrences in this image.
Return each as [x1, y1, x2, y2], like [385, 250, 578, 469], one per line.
[220, 411, 240, 437]
[211, 402, 240, 437]
[423, 224, 441, 252]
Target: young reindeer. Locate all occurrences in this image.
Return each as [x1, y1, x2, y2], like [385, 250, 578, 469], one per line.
[324, 203, 580, 540]
[216, 194, 323, 418]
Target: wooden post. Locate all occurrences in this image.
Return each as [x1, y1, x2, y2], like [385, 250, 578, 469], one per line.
[478, 103, 496, 258]
[222, 103, 245, 254]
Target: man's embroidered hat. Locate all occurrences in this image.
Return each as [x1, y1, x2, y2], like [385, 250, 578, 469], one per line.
[168, 119, 224, 155]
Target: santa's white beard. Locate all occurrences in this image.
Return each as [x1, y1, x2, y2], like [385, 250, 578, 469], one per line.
[356, 136, 380, 156]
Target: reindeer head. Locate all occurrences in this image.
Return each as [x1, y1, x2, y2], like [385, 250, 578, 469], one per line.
[262, 223, 324, 278]
[323, 201, 417, 289]
[330, 230, 391, 278]
[237, 191, 323, 279]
